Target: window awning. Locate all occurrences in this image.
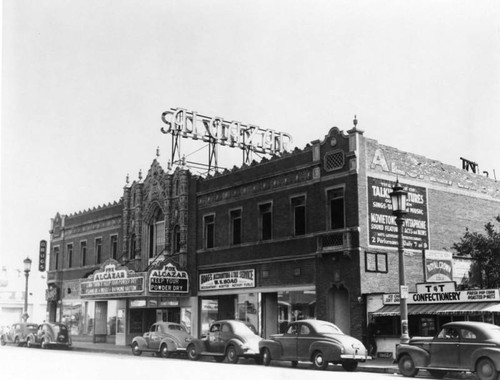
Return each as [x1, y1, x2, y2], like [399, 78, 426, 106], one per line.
[372, 302, 500, 316]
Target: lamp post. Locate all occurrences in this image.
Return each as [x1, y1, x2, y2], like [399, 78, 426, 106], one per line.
[22, 257, 32, 322]
[389, 180, 410, 344]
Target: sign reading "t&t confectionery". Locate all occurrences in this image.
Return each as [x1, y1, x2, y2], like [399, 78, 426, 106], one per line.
[200, 269, 255, 291]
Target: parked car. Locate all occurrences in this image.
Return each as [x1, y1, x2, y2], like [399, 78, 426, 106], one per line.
[26, 322, 71, 349]
[0, 322, 38, 346]
[397, 321, 500, 380]
[186, 320, 262, 364]
[259, 319, 370, 371]
[131, 322, 194, 357]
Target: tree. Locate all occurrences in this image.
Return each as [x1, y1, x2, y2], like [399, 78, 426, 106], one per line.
[453, 216, 500, 289]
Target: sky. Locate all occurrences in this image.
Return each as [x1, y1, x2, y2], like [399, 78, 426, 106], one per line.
[1, 0, 500, 275]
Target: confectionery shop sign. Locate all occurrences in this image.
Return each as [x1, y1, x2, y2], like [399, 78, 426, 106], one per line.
[368, 177, 429, 249]
[149, 262, 189, 293]
[384, 287, 500, 305]
[200, 269, 255, 291]
[80, 259, 144, 298]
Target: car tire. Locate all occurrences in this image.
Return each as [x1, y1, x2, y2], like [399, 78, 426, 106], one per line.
[131, 342, 142, 356]
[476, 357, 498, 380]
[0, 336, 5, 346]
[14, 337, 20, 346]
[262, 348, 271, 366]
[312, 351, 328, 370]
[291, 360, 298, 368]
[226, 345, 239, 364]
[26, 338, 32, 348]
[41, 338, 48, 350]
[160, 344, 171, 358]
[187, 344, 200, 361]
[342, 360, 358, 372]
[398, 354, 419, 377]
[427, 369, 447, 379]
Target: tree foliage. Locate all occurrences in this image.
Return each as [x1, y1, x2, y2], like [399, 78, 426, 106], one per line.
[453, 216, 500, 289]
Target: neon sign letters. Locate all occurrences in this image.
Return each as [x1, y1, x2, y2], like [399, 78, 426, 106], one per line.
[161, 108, 293, 155]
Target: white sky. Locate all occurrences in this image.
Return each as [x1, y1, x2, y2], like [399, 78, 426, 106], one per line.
[2, 0, 500, 272]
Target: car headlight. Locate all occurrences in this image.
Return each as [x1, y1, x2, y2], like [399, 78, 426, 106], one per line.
[185, 337, 192, 343]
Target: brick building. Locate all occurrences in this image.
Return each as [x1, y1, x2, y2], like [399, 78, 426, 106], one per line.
[46, 118, 500, 347]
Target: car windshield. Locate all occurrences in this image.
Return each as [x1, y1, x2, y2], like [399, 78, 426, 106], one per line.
[314, 322, 344, 335]
[230, 321, 255, 336]
[27, 325, 38, 332]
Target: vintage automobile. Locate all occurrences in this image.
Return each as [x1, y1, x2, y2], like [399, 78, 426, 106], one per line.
[131, 322, 194, 357]
[186, 320, 262, 363]
[26, 322, 72, 349]
[0, 322, 38, 346]
[397, 321, 500, 380]
[259, 319, 370, 371]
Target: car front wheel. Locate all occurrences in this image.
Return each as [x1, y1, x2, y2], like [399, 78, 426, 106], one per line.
[226, 345, 239, 364]
[26, 338, 33, 348]
[131, 342, 142, 356]
[262, 348, 271, 366]
[312, 351, 328, 370]
[342, 360, 358, 372]
[398, 354, 418, 377]
[0, 336, 5, 346]
[187, 344, 200, 361]
[41, 338, 49, 350]
[476, 358, 498, 380]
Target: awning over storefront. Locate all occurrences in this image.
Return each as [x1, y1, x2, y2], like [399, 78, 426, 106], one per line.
[372, 302, 500, 316]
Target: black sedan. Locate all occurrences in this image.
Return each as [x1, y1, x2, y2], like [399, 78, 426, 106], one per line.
[397, 321, 500, 380]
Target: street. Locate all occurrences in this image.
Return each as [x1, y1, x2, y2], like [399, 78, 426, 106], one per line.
[1, 345, 390, 380]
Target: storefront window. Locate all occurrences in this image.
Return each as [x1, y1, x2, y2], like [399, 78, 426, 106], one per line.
[85, 301, 95, 335]
[107, 300, 117, 336]
[181, 308, 191, 334]
[235, 294, 259, 334]
[62, 301, 83, 336]
[201, 299, 218, 335]
[278, 290, 316, 333]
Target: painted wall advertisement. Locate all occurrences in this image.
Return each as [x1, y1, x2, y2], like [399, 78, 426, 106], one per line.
[80, 259, 144, 298]
[368, 177, 429, 249]
[200, 269, 255, 291]
[424, 250, 453, 282]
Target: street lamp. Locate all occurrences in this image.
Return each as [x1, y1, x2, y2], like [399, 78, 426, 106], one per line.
[389, 180, 410, 344]
[22, 257, 32, 322]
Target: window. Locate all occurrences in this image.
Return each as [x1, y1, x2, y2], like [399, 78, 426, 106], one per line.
[327, 188, 345, 229]
[95, 238, 102, 264]
[291, 196, 306, 236]
[365, 252, 388, 273]
[259, 203, 272, 240]
[230, 209, 242, 245]
[67, 244, 73, 268]
[173, 225, 181, 253]
[81, 241, 87, 266]
[54, 247, 59, 270]
[110, 235, 118, 260]
[149, 209, 165, 258]
[204, 215, 215, 249]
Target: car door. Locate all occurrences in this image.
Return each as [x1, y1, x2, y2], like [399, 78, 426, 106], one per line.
[458, 327, 479, 370]
[149, 324, 161, 350]
[296, 323, 314, 361]
[206, 323, 223, 353]
[280, 323, 299, 360]
[429, 326, 460, 368]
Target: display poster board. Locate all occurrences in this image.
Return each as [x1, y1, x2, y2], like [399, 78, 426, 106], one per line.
[368, 177, 429, 249]
[424, 250, 453, 282]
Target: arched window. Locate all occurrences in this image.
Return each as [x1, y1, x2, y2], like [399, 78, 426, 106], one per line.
[149, 208, 165, 258]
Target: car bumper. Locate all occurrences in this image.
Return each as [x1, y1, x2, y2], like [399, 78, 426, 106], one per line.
[340, 354, 371, 361]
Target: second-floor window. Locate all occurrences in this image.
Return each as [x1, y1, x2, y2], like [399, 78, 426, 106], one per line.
[328, 187, 345, 230]
[95, 238, 102, 264]
[204, 214, 215, 249]
[230, 209, 242, 245]
[110, 235, 118, 260]
[365, 251, 388, 273]
[54, 246, 59, 270]
[149, 209, 165, 258]
[67, 244, 73, 268]
[81, 241, 87, 266]
[291, 196, 306, 236]
[259, 203, 272, 240]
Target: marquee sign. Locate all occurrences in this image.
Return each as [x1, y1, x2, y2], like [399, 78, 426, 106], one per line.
[200, 269, 255, 291]
[161, 108, 293, 155]
[149, 262, 189, 293]
[80, 259, 144, 298]
[368, 177, 429, 249]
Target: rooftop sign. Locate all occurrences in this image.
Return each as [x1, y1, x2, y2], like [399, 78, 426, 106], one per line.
[161, 108, 293, 155]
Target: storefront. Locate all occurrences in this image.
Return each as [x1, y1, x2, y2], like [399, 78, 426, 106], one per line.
[198, 268, 316, 338]
[369, 283, 500, 357]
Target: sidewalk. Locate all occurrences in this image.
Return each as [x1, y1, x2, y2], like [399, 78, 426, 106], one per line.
[70, 340, 399, 373]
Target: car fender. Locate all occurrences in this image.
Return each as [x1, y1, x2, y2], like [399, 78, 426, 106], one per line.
[132, 336, 149, 350]
[396, 344, 430, 368]
[189, 338, 207, 353]
[225, 338, 245, 355]
[471, 347, 500, 371]
[309, 341, 342, 361]
[160, 337, 179, 352]
[259, 339, 282, 359]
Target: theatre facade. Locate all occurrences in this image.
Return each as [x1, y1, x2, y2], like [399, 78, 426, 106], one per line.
[46, 113, 500, 347]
